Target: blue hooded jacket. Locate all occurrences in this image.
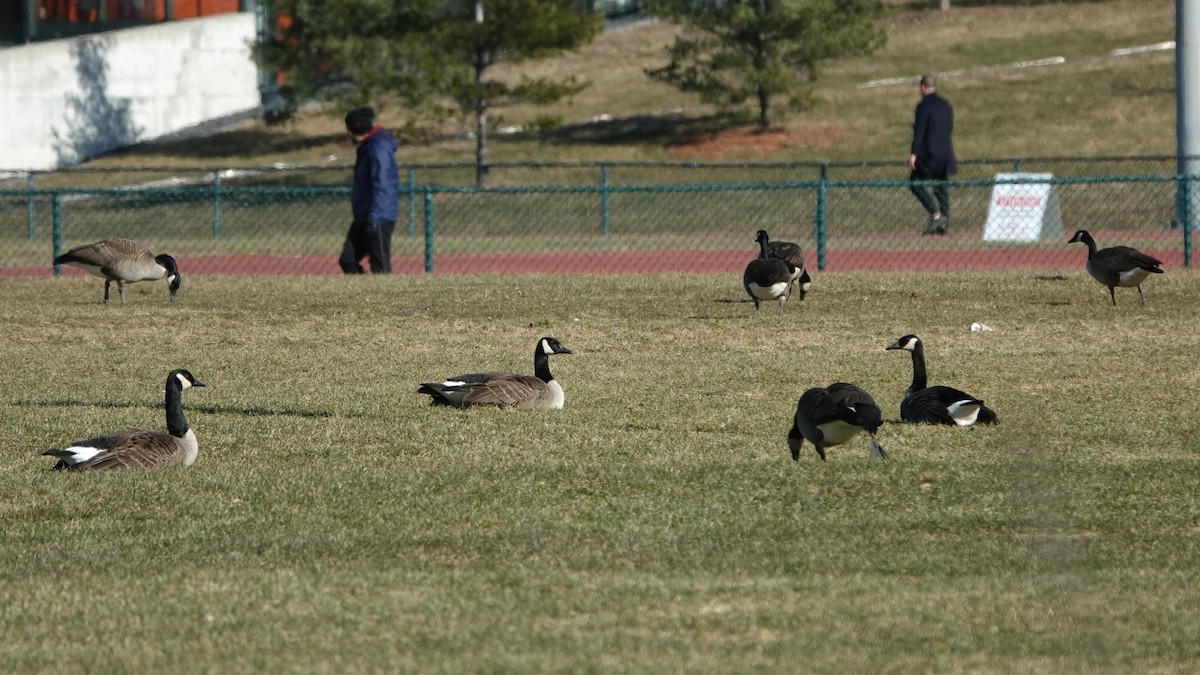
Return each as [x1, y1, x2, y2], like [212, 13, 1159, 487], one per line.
[351, 127, 400, 224]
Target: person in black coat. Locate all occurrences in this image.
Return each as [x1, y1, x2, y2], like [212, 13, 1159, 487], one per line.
[908, 75, 957, 235]
[341, 106, 400, 274]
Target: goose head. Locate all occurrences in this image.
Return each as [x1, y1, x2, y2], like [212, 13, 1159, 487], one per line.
[886, 334, 922, 352]
[170, 369, 206, 390]
[1067, 230, 1098, 254]
[156, 254, 181, 301]
[539, 337, 573, 356]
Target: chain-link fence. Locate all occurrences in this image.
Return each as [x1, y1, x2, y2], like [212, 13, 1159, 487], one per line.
[1, 158, 1194, 277]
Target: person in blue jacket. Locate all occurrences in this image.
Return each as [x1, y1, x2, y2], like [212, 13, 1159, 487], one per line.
[908, 75, 957, 235]
[341, 107, 400, 273]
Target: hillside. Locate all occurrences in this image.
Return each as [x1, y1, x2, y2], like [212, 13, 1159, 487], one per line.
[101, 0, 1174, 169]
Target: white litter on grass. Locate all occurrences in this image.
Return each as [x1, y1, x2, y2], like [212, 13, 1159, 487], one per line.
[858, 41, 1173, 89]
[970, 322, 994, 333]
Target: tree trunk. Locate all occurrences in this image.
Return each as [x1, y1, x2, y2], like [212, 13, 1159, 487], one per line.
[474, 64, 488, 188]
[757, 85, 771, 128]
[940, 0, 950, 10]
[473, 0, 489, 188]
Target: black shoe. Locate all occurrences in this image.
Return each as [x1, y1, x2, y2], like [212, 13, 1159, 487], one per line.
[922, 216, 943, 235]
[936, 216, 950, 235]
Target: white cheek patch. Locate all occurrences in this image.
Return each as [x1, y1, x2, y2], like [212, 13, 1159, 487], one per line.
[176, 373, 192, 389]
[167, 274, 178, 284]
[60, 446, 104, 464]
[541, 339, 553, 355]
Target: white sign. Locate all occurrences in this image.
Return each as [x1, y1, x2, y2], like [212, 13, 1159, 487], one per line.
[983, 173, 1064, 242]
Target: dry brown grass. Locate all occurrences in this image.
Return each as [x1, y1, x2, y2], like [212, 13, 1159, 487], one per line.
[95, 0, 1174, 169]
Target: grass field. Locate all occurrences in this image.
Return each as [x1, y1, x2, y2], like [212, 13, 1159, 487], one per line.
[2, 270, 1198, 673]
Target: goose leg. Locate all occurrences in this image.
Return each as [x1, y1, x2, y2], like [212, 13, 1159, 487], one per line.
[815, 445, 827, 462]
[1137, 285, 1146, 305]
[103, 279, 111, 305]
[1108, 286, 1117, 306]
[117, 280, 126, 305]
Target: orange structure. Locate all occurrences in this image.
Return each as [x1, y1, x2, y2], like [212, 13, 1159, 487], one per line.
[2, 0, 243, 44]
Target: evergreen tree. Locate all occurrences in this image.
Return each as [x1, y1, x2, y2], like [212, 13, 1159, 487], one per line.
[255, 0, 601, 186]
[644, 0, 885, 128]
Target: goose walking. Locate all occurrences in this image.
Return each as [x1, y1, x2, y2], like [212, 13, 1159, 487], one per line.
[886, 335, 997, 427]
[44, 369, 205, 470]
[1067, 229, 1164, 305]
[744, 230, 796, 317]
[788, 382, 887, 462]
[418, 336, 573, 409]
[53, 238, 181, 304]
[757, 229, 811, 300]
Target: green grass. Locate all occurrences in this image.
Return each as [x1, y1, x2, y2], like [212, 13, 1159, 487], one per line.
[2, 270, 1199, 672]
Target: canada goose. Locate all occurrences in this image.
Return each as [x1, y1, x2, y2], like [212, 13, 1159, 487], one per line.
[788, 382, 887, 461]
[418, 336, 573, 409]
[756, 229, 810, 300]
[43, 369, 205, 470]
[1067, 229, 1164, 305]
[53, 238, 181, 304]
[795, 269, 813, 301]
[744, 230, 795, 316]
[886, 335, 998, 427]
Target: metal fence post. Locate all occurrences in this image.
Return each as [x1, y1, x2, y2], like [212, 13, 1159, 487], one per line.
[423, 188, 435, 274]
[407, 167, 418, 237]
[814, 168, 828, 271]
[211, 171, 222, 239]
[52, 193, 63, 276]
[600, 164, 611, 236]
[26, 173, 36, 239]
[1184, 175, 1194, 268]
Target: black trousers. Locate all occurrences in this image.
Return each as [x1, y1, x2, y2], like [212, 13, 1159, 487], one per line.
[909, 167, 950, 218]
[339, 221, 396, 274]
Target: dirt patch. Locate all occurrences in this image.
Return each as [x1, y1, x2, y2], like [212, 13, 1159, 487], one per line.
[668, 124, 846, 159]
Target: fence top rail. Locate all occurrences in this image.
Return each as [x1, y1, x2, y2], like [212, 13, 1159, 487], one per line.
[0, 173, 1191, 199]
[5, 154, 1200, 177]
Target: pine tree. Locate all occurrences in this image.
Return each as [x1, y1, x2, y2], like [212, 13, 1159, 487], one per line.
[645, 0, 885, 128]
[255, 0, 600, 187]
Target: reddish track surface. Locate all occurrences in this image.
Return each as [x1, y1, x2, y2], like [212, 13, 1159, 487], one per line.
[5, 233, 1185, 277]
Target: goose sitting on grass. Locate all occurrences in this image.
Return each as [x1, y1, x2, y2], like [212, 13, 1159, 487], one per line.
[886, 335, 998, 427]
[418, 337, 573, 410]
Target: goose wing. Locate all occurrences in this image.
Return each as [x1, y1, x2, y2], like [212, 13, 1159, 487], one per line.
[419, 373, 546, 408]
[826, 383, 883, 433]
[903, 386, 990, 426]
[743, 258, 793, 286]
[46, 428, 184, 470]
[459, 374, 546, 408]
[766, 240, 806, 269]
[1094, 246, 1164, 273]
[55, 238, 151, 268]
[900, 388, 960, 425]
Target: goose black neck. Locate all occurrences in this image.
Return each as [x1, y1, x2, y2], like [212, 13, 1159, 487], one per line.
[1080, 233, 1098, 258]
[165, 378, 189, 437]
[909, 344, 928, 393]
[533, 345, 554, 383]
[757, 235, 771, 259]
